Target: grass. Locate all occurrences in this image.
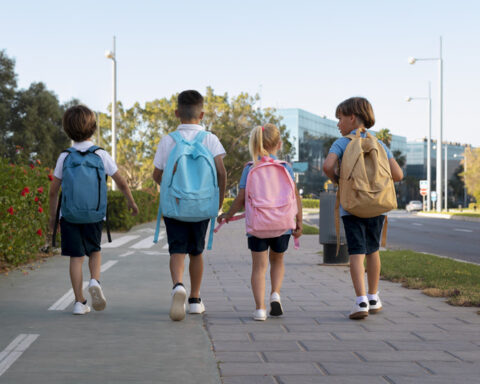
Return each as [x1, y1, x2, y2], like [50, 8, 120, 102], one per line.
[420, 210, 480, 218]
[380, 250, 480, 308]
[302, 223, 319, 235]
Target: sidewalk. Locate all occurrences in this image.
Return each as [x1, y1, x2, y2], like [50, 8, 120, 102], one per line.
[204, 219, 480, 384]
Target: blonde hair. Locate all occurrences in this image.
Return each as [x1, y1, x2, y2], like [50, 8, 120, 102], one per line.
[248, 123, 281, 163]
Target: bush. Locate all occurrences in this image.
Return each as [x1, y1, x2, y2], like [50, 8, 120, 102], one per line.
[0, 159, 52, 266]
[302, 199, 319, 209]
[107, 189, 159, 231]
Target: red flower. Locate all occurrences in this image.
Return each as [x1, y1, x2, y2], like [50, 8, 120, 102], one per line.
[37, 186, 44, 194]
[38, 206, 43, 213]
[34, 197, 39, 202]
[7, 206, 14, 215]
[21, 187, 30, 196]
[48, 174, 53, 181]
[36, 159, 41, 165]
[30, 163, 35, 169]
[36, 229, 42, 236]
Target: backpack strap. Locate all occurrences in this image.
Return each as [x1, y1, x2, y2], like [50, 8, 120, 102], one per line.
[206, 217, 215, 250]
[153, 199, 162, 243]
[335, 187, 341, 256]
[169, 131, 184, 145]
[193, 130, 208, 144]
[381, 216, 388, 248]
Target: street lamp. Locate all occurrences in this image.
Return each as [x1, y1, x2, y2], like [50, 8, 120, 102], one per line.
[408, 36, 444, 212]
[105, 36, 117, 190]
[405, 82, 432, 211]
[454, 153, 468, 208]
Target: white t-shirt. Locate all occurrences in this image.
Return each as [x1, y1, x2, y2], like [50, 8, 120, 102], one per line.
[153, 124, 226, 170]
[53, 141, 118, 180]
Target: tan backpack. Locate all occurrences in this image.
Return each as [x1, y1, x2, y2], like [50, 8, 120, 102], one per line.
[335, 128, 397, 253]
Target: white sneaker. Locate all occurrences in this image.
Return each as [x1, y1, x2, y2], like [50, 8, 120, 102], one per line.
[88, 279, 106, 311]
[369, 296, 383, 314]
[170, 284, 187, 321]
[349, 301, 369, 320]
[188, 298, 205, 314]
[253, 309, 267, 321]
[73, 301, 91, 315]
[269, 292, 283, 317]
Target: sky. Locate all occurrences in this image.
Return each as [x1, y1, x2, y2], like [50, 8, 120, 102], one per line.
[2, 0, 480, 147]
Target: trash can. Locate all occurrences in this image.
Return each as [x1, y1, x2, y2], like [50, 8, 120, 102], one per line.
[319, 191, 349, 264]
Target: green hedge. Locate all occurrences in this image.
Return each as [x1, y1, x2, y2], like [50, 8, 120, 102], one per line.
[0, 159, 51, 266]
[221, 197, 319, 212]
[107, 190, 159, 231]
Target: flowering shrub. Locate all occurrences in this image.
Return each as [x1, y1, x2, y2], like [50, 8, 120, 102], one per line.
[0, 159, 51, 266]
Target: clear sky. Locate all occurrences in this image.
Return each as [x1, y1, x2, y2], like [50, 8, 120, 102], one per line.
[2, 0, 479, 146]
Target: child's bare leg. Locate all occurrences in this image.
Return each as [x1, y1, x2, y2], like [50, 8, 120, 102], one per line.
[366, 251, 381, 294]
[251, 251, 269, 310]
[349, 254, 366, 296]
[70, 256, 85, 302]
[170, 253, 186, 285]
[88, 251, 101, 281]
[189, 253, 203, 298]
[269, 250, 284, 295]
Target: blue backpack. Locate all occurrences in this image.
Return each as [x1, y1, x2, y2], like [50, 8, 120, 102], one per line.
[61, 146, 108, 223]
[154, 131, 219, 249]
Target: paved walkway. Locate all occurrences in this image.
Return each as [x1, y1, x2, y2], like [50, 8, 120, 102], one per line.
[0, 219, 479, 383]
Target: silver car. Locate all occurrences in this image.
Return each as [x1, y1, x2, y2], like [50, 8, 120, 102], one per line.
[406, 200, 423, 212]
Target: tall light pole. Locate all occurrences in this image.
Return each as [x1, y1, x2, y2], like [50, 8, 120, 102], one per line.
[444, 144, 448, 210]
[408, 36, 444, 211]
[406, 81, 432, 210]
[105, 36, 117, 190]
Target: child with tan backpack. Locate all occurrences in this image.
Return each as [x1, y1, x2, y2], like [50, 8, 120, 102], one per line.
[323, 97, 403, 320]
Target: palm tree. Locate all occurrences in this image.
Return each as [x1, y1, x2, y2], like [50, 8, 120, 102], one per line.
[376, 128, 392, 148]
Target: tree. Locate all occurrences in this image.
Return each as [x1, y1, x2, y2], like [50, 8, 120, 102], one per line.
[376, 128, 392, 148]
[0, 50, 17, 157]
[464, 147, 480, 204]
[392, 149, 406, 169]
[449, 164, 465, 205]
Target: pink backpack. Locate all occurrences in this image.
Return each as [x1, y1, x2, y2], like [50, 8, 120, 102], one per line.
[245, 157, 298, 238]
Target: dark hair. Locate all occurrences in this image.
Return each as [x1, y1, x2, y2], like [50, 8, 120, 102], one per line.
[335, 97, 375, 128]
[62, 105, 97, 141]
[177, 90, 204, 121]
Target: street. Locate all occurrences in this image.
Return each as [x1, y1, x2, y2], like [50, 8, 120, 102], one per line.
[305, 210, 480, 264]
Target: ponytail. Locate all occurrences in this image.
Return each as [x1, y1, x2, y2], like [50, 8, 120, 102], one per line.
[248, 124, 281, 163]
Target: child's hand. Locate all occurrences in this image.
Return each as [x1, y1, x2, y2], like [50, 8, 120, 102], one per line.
[129, 201, 139, 216]
[293, 221, 303, 238]
[217, 212, 232, 224]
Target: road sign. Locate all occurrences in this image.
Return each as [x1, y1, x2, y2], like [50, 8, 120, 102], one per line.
[419, 180, 428, 190]
[420, 189, 428, 196]
[431, 191, 437, 202]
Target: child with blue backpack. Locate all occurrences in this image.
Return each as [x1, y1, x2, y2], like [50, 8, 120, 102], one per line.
[153, 90, 227, 321]
[217, 124, 302, 321]
[49, 105, 138, 315]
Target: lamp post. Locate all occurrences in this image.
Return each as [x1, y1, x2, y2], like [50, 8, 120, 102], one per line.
[105, 36, 117, 190]
[454, 153, 467, 208]
[406, 82, 432, 211]
[408, 36, 444, 212]
[444, 144, 448, 210]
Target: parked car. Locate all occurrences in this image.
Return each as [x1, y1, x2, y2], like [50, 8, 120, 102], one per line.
[406, 200, 423, 212]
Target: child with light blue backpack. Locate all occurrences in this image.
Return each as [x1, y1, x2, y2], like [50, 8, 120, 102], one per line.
[153, 90, 227, 321]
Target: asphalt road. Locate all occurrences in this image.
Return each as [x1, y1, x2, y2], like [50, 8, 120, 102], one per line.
[306, 210, 480, 264]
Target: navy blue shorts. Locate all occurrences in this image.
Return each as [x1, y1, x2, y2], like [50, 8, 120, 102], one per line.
[341, 215, 385, 255]
[247, 234, 291, 253]
[163, 217, 210, 255]
[60, 218, 103, 257]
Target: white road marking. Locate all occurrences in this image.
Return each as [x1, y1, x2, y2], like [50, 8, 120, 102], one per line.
[119, 251, 135, 258]
[412, 223, 423, 226]
[453, 228, 473, 233]
[130, 234, 161, 249]
[102, 235, 140, 248]
[142, 251, 169, 256]
[100, 260, 118, 273]
[162, 242, 169, 250]
[48, 281, 88, 310]
[0, 334, 39, 377]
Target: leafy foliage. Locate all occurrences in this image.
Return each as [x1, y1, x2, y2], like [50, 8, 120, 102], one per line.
[375, 128, 392, 148]
[464, 147, 479, 203]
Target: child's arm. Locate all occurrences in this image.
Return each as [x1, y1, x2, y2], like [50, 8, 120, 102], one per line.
[293, 186, 303, 238]
[217, 189, 245, 223]
[48, 177, 62, 234]
[111, 172, 139, 216]
[214, 155, 227, 210]
[323, 153, 340, 184]
[153, 167, 163, 185]
[389, 158, 404, 182]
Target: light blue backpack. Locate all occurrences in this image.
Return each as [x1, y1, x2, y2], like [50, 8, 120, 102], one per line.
[154, 130, 219, 249]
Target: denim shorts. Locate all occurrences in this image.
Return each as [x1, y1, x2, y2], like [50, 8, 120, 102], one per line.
[163, 217, 210, 255]
[341, 215, 385, 255]
[60, 218, 103, 257]
[247, 234, 291, 253]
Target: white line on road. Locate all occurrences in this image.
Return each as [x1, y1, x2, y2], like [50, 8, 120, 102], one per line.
[130, 234, 162, 249]
[100, 260, 118, 273]
[119, 251, 135, 258]
[142, 251, 170, 256]
[0, 334, 39, 377]
[102, 235, 140, 248]
[162, 242, 169, 250]
[48, 281, 88, 310]
[412, 223, 423, 226]
[453, 228, 473, 233]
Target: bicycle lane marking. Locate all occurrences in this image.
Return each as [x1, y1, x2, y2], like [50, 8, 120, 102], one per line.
[0, 334, 39, 377]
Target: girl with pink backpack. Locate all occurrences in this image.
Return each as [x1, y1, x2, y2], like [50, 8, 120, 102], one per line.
[217, 124, 303, 321]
